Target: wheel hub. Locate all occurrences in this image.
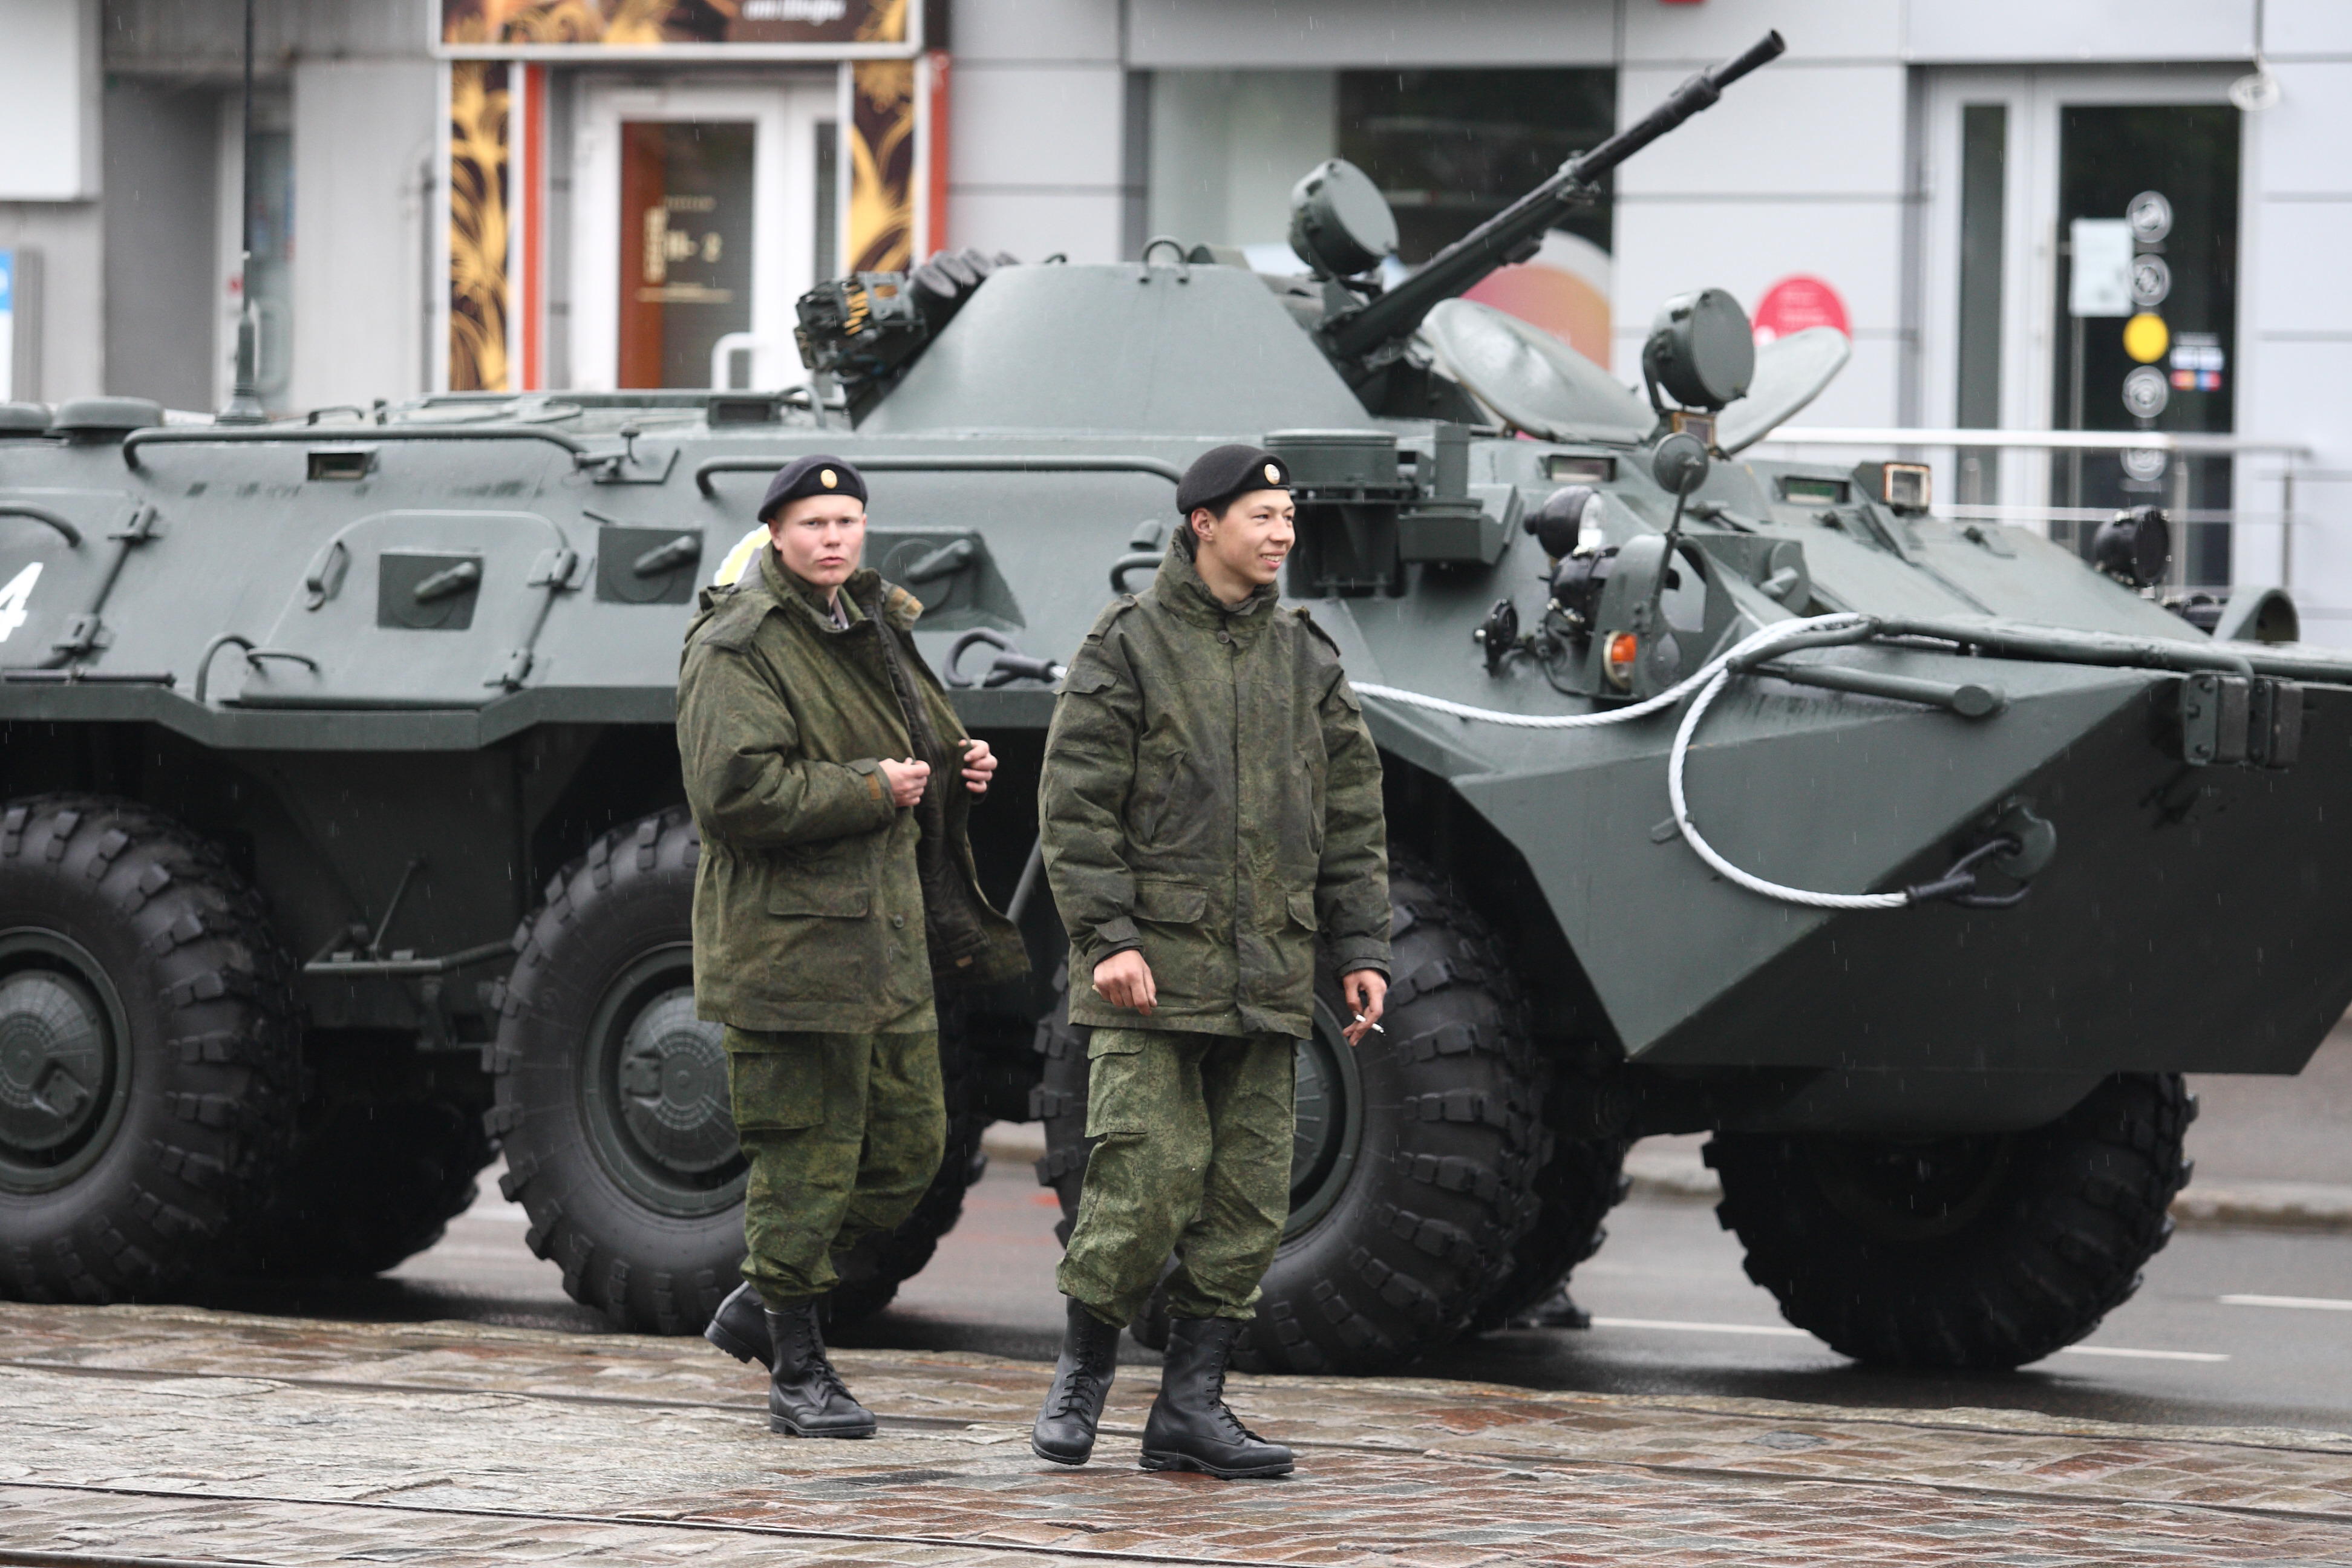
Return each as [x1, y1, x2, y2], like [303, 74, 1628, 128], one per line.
[613, 988, 736, 1176]
[1808, 1134, 2016, 1243]
[1290, 1041, 1339, 1201]
[1285, 1001, 1364, 1237]
[0, 970, 111, 1159]
[580, 944, 746, 1219]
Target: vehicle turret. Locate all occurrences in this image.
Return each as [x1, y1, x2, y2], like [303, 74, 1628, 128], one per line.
[791, 33, 1785, 426]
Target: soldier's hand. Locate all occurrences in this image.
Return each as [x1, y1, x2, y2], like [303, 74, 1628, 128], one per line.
[1341, 968, 1387, 1047]
[878, 757, 931, 808]
[959, 737, 998, 797]
[1093, 950, 1157, 1015]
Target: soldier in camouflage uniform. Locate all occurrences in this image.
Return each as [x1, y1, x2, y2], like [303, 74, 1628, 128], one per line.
[677, 454, 1027, 1439]
[1031, 445, 1391, 1478]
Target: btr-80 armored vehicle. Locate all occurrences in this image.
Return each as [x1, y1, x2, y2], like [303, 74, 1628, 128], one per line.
[5, 33, 2350, 1373]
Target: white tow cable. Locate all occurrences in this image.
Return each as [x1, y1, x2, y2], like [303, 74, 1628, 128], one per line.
[1354, 612, 1940, 910]
[1351, 612, 1878, 731]
[1665, 658, 1909, 910]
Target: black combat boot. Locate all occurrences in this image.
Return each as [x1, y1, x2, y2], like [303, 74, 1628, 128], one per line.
[1031, 1298, 1124, 1465]
[1506, 1284, 1592, 1330]
[1139, 1316, 1293, 1478]
[764, 1302, 877, 1439]
[705, 1281, 773, 1365]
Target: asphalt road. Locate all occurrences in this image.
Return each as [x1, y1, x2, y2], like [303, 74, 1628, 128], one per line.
[191, 1149, 2341, 1441]
[177, 1030, 2352, 1438]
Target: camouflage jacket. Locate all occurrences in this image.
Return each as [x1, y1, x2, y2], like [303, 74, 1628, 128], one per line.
[677, 545, 1025, 1033]
[1040, 538, 1390, 1038]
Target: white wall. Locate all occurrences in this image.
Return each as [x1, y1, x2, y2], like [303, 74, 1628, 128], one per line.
[0, 202, 100, 400]
[949, 0, 1130, 264]
[289, 58, 439, 411]
[1127, 0, 1612, 69]
[1148, 71, 1334, 254]
[1612, 3, 1907, 406]
[2235, 1, 2352, 629]
[1903, 0, 2254, 64]
[0, 0, 101, 399]
[0, 0, 99, 202]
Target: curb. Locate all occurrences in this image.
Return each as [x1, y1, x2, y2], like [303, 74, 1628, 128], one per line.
[1624, 1151, 2352, 1233]
[981, 1122, 1049, 1163]
[991, 1125, 2352, 1234]
[2170, 1180, 2352, 1233]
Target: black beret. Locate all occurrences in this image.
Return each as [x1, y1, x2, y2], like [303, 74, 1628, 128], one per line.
[1176, 445, 1291, 515]
[758, 454, 868, 521]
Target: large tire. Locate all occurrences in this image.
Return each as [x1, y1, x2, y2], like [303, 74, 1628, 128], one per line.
[1035, 857, 1549, 1373]
[230, 1061, 495, 1278]
[488, 807, 984, 1333]
[1468, 1132, 1629, 1332]
[1708, 1073, 2196, 1370]
[0, 795, 298, 1302]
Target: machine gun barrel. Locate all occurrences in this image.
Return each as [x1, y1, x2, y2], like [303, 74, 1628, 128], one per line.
[1319, 30, 1786, 366]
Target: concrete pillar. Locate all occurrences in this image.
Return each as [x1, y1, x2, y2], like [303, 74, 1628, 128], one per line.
[290, 58, 440, 411]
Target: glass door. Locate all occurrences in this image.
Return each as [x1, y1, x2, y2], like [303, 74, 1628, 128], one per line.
[573, 76, 837, 391]
[2048, 103, 2240, 587]
[1918, 69, 2242, 586]
[618, 121, 757, 389]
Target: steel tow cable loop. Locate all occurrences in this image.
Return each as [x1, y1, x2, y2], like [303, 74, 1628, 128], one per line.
[1356, 612, 2014, 910]
[1667, 656, 1912, 910]
[1351, 612, 1880, 730]
[1357, 613, 2051, 911]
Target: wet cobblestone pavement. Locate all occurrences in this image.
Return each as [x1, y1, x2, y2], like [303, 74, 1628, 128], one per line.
[4, 1304, 2352, 1565]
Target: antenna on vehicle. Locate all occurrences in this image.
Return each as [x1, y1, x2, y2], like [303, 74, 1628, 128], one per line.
[217, 0, 267, 425]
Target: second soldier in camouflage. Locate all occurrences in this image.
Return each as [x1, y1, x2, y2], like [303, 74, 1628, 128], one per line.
[1031, 444, 1391, 1478]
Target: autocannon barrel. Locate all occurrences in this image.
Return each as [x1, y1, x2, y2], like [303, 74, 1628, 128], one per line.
[1318, 30, 1786, 366]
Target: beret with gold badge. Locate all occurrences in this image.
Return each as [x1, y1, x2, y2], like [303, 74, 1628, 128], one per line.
[757, 454, 869, 521]
[1175, 444, 1292, 516]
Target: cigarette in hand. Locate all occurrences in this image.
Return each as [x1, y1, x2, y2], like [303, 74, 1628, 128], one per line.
[1354, 1013, 1384, 1034]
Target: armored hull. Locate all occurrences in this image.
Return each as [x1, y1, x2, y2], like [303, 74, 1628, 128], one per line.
[6, 36, 2346, 1372]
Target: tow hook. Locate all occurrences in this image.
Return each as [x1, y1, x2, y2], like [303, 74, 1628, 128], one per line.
[1906, 798, 2056, 910]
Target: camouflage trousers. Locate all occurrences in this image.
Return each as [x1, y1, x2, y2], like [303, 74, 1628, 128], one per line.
[725, 1018, 944, 1307]
[1057, 1027, 1297, 1327]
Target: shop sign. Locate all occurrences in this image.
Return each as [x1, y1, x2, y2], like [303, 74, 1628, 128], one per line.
[1751, 275, 1848, 344]
[439, 0, 916, 57]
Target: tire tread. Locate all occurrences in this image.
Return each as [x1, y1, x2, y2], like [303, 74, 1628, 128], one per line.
[1710, 1073, 2194, 1370]
[0, 794, 298, 1304]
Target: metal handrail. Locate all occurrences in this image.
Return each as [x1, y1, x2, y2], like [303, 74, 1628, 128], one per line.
[1751, 425, 2321, 595]
[693, 454, 1185, 498]
[122, 423, 592, 469]
[0, 505, 83, 547]
[1757, 426, 2312, 459]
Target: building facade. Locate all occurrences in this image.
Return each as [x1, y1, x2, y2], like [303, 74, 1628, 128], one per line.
[1, 0, 2345, 625]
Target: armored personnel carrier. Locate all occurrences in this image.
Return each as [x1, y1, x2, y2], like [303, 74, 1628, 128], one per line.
[5, 33, 2349, 1373]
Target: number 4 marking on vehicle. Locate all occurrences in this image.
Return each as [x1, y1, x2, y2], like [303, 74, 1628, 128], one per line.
[0, 561, 43, 643]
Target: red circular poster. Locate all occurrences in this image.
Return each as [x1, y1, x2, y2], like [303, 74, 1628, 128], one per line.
[1751, 275, 1849, 343]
